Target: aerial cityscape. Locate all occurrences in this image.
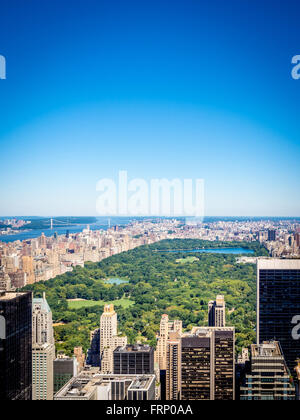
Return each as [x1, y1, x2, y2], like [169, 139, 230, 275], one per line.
[0, 217, 300, 401]
[1, 0, 300, 408]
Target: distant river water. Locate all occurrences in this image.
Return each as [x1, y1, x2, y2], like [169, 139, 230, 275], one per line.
[0, 223, 110, 243]
[0, 217, 149, 243]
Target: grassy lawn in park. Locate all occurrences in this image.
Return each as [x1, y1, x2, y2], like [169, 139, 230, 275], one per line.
[67, 297, 134, 310]
[176, 256, 199, 264]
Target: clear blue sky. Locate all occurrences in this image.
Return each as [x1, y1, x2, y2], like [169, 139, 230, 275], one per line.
[0, 0, 299, 216]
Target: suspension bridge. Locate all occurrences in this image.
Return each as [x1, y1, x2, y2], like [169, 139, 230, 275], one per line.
[46, 218, 111, 229]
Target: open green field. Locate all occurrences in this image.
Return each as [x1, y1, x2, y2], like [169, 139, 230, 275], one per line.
[176, 256, 199, 264]
[67, 297, 134, 310]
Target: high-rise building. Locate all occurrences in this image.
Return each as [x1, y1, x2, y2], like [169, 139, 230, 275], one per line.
[0, 291, 32, 400]
[32, 293, 54, 346]
[235, 348, 250, 400]
[181, 327, 235, 400]
[258, 231, 268, 243]
[113, 344, 154, 375]
[32, 343, 55, 400]
[240, 341, 295, 400]
[53, 354, 78, 394]
[21, 256, 35, 285]
[257, 259, 300, 380]
[156, 314, 182, 371]
[208, 295, 226, 327]
[267, 229, 276, 242]
[74, 346, 85, 372]
[295, 232, 300, 248]
[155, 314, 182, 400]
[0, 267, 11, 291]
[166, 331, 181, 400]
[8, 269, 26, 289]
[100, 304, 127, 373]
[32, 293, 55, 400]
[86, 328, 100, 367]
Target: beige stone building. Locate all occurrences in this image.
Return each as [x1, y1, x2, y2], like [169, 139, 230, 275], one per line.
[155, 314, 182, 370]
[32, 293, 55, 400]
[100, 304, 127, 373]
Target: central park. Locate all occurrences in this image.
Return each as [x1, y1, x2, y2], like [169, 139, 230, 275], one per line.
[22, 239, 268, 355]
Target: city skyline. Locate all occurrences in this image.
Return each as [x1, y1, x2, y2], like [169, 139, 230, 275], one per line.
[0, 0, 300, 217]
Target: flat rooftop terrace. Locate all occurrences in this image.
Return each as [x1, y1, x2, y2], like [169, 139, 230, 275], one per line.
[0, 291, 31, 301]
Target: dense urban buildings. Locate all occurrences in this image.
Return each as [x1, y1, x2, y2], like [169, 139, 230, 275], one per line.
[113, 344, 154, 375]
[0, 291, 32, 400]
[257, 259, 300, 381]
[181, 327, 235, 400]
[240, 341, 295, 400]
[208, 295, 226, 327]
[0, 267, 11, 291]
[0, 218, 299, 290]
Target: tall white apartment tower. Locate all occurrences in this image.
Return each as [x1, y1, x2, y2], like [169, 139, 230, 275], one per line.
[32, 293, 55, 400]
[100, 304, 127, 373]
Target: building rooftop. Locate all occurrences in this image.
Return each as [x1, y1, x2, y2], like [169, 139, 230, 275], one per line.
[258, 259, 300, 270]
[33, 293, 51, 313]
[54, 356, 74, 362]
[114, 344, 152, 353]
[0, 290, 31, 301]
[251, 341, 281, 358]
[188, 326, 234, 336]
[128, 377, 152, 390]
[54, 372, 155, 399]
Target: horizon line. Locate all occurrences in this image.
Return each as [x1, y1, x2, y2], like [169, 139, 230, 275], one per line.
[1, 215, 300, 219]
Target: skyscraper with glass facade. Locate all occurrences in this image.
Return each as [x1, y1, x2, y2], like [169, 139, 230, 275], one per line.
[0, 291, 32, 400]
[257, 259, 300, 381]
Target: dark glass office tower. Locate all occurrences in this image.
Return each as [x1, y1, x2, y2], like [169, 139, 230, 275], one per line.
[53, 356, 77, 394]
[86, 328, 100, 367]
[267, 229, 276, 242]
[181, 327, 235, 400]
[181, 334, 211, 400]
[113, 344, 154, 375]
[257, 259, 300, 381]
[0, 291, 32, 400]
